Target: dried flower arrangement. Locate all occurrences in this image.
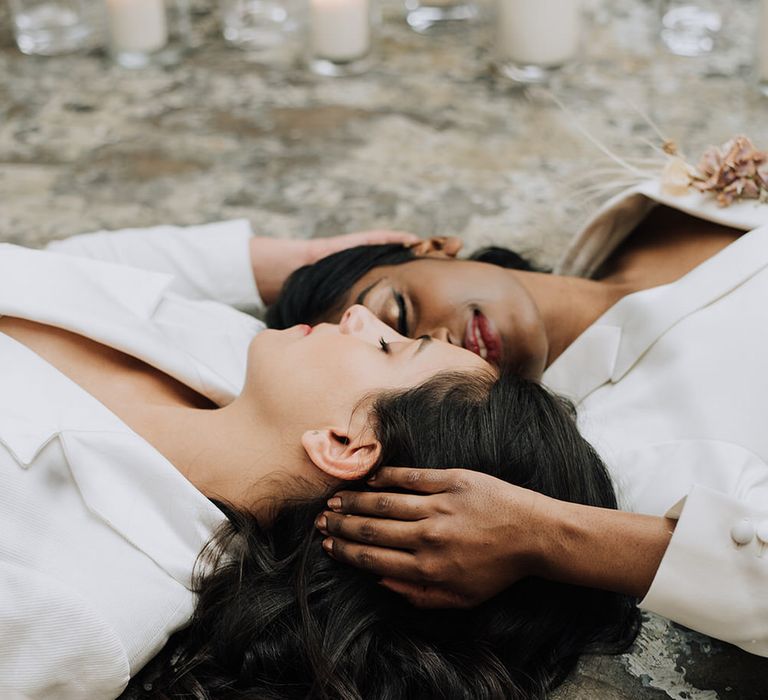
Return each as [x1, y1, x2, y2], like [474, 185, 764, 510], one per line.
[547, 94, 768, 212]
[661, 136, 768, 206]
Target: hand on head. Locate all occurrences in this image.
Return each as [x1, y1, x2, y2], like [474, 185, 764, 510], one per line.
[316, 466, 550, 608]
[307, 230, 424, 262]
[252, 229, 422, 306]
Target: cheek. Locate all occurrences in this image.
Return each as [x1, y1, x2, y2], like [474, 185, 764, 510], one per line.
[287, 352, 378, 416]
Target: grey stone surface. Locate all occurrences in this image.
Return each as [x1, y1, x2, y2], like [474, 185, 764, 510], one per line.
[2, 0, 768, 697]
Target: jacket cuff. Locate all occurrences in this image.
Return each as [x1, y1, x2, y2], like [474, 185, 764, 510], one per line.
[639, 484, 768, 656]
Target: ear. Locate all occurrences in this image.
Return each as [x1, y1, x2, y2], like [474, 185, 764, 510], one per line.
[407, 236, 463, 258]
[301, 427, 382, 481]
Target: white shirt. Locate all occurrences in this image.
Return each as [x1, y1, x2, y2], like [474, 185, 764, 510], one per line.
[0, 221, 263, 699]
[544, 182, 768, 656]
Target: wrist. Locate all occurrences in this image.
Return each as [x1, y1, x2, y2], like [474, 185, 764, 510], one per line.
[522, 496, 673, 597]
[522, 491, 566, 580]
[498, 484, 559, 580]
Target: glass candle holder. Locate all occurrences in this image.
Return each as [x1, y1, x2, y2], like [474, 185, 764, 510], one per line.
[306, 0, 374, 76]
[659, 0, 722, 57]
[759, 0, 768, 97]
[105, 0, 191, 68]
[495, 0, 581, 85]
[8, 0, 99, 55]
[220, 0, 291, 50]
[404, 0, 478, 34]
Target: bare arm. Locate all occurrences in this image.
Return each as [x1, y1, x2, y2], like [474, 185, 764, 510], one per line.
[47, 223, 419, 308]
[250, 230, 420, 306]
[537, 496, 675, 598]
[316, 467, 674, 607]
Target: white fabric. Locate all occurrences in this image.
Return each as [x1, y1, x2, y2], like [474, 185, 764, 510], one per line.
[0, 221, 262, 699]
[544, 184, 768, 656]
[47, 218, 262, 314]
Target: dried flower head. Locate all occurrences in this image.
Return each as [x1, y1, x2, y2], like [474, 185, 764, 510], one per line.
[662, 135, 768, 207]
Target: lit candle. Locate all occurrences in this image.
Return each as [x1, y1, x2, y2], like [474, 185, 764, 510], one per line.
[106, 0, 168, 54]
[760, 0, 768, 83]
[310, 0, 370, 62]
[497, 0, 581, 67]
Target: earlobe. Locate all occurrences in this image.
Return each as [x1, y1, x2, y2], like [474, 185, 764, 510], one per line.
[302, 428, 381, 481]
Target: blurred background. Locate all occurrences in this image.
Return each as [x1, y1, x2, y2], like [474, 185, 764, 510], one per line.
[1, 1, 768, 696]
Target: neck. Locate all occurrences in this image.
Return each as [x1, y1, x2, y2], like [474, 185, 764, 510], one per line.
[511, 270, 634, 366]
[141, 397, 321, 518]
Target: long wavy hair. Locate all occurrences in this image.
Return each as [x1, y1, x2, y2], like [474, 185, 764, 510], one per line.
[130, 370, 640, 699]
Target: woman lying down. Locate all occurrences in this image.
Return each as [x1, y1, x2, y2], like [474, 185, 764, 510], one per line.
[269, 146, 768, 661]
[0, 228, 638, 699]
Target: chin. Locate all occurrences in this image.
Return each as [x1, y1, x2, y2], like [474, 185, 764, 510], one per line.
[245, 330, 279, 377]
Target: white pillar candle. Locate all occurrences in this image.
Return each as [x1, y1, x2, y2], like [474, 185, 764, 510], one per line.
[497, 0, 581, 67]
[760, 0, 768, 81]
[106, 0, 168, 54]
[310, 0, 370, 62]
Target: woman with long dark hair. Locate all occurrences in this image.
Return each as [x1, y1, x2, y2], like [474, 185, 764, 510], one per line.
[0, 226, 637, 699]
[131, 368, 638, 700]
[266, 168, 768, 657]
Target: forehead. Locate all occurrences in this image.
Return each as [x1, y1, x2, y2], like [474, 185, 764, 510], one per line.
[349, 258, 459, 301]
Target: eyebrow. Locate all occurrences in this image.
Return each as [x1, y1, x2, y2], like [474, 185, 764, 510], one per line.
[414, 335, 432, 355]
[355, 278, 383, 306]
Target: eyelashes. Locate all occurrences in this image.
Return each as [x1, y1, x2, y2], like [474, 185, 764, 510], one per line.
[378, 337, 391, 354]
[394, 291, 409, 336]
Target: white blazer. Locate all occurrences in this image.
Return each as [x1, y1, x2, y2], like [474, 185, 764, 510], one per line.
[545, 184, 768, 656]
[0, 221, 263, 699]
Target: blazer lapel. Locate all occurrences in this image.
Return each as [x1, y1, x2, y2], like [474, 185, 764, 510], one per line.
[542, 325, 622, 403]
[607, 223, 768, 383]
[0, 244, 222, 403]
[0, 331, 226, 588]
[544, 224, 768, 403]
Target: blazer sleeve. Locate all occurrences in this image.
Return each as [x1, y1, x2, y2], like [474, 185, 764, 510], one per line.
[639, 483, 768, 656]
[44, 220, 263, 313]
[0, 562, 131, 699]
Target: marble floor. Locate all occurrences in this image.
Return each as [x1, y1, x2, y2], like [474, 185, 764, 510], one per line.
[2, 0, 767, 697]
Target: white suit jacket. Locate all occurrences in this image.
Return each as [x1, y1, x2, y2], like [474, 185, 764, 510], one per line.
[0, 221, 263, 699]
[544, 182, 768, 656]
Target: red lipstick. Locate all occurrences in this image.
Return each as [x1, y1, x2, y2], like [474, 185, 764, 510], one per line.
[463, 310, 501, 364]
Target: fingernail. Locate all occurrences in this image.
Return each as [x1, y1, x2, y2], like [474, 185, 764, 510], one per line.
[322, 537, 334, 553]
[315, 514, 328, 532]
[327, 497, 342, 511]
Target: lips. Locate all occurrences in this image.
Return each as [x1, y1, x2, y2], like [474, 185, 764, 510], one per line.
[464, 309, 501, 364]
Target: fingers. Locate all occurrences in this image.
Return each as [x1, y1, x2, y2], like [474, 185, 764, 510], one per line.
[405, 236, 463, 258]
[366, 467, 463, 494]
[317, 511, 420, 549]
[327, 489, 432, 519]
[322, 536, 421, 580]
[379, 579, 471, 609]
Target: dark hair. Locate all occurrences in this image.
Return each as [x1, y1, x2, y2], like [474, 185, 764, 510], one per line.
[131, 370, 639, 700]
[266, 244, 541, 330]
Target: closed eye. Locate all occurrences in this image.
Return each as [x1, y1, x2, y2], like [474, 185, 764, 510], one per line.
[394, 291, 409, 336]
[378, 337, 391, 354]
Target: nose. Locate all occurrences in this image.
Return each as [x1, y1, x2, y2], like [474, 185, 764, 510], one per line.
[427, 326, 456, 345]
[339, 305, 404, 343]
